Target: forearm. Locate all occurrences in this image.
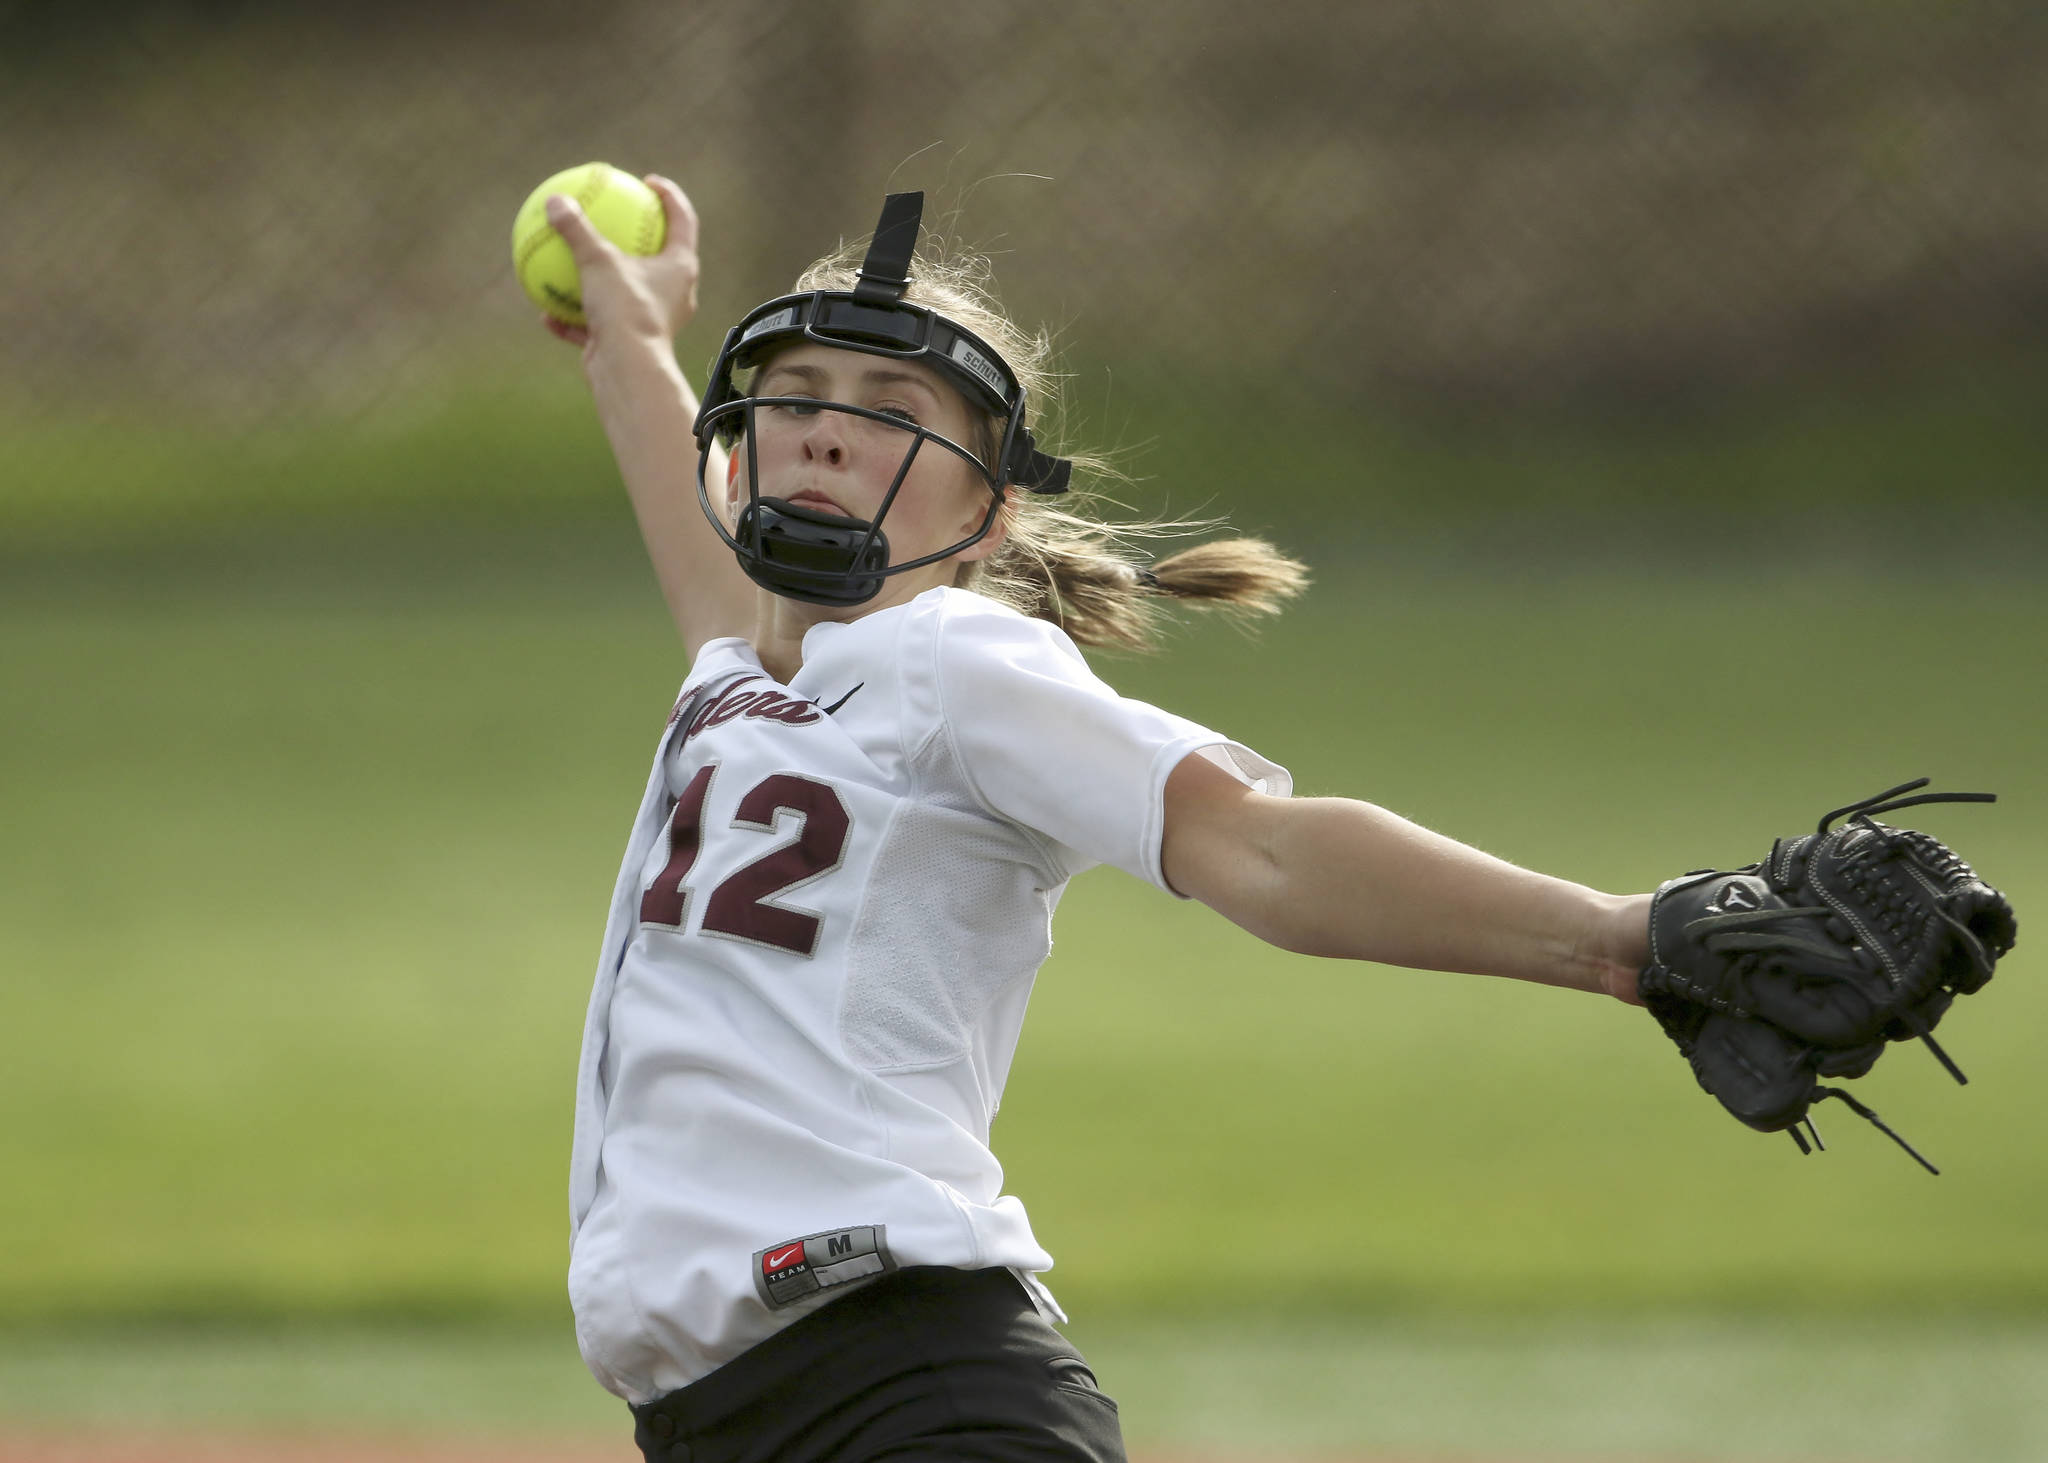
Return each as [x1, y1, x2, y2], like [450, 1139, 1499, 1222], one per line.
[583, 334, 746, 644]
[1244, 796, 1649, 1000]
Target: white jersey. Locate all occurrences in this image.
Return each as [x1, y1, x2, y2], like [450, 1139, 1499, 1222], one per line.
[567, 586, 1289, 1403]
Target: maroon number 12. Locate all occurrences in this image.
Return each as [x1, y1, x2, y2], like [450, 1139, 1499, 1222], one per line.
[638, 766, 852, 957]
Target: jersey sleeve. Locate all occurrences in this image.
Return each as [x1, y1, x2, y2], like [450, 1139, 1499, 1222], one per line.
[924, 593, 1290, 893]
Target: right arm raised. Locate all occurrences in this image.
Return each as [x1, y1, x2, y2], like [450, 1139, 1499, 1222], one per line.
[541, 177, 756, 655]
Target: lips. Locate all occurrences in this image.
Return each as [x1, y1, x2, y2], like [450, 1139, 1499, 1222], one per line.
[784, 491, 850, 517]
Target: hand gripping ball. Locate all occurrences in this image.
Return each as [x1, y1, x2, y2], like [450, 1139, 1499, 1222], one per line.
[511, 162, 666, 326]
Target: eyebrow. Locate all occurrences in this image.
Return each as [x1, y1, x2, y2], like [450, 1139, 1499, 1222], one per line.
[758, 361, 942, 404]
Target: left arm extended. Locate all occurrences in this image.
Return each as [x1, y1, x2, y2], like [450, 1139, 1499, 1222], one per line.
[1160, 753, 1649, 1003]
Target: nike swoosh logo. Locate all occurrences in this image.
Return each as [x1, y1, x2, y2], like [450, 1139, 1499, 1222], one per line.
[765, 1244, 805, 1270]
[818, 682, 864, 716]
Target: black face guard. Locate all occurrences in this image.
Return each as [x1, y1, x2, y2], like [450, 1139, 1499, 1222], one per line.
[693, 191, 1072, 607]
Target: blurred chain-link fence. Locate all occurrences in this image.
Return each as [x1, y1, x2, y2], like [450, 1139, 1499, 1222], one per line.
[3, 0, 2044, 560]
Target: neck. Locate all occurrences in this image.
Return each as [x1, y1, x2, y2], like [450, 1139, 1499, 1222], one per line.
[750, 596, 842, 684]
[750, 571, 956, 682]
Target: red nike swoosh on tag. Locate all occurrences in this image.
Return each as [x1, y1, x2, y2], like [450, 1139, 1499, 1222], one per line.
[765, 1244, 805, 1270]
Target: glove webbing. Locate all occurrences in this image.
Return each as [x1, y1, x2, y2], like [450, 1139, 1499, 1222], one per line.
[1826, 780, 1992, 1152]
[1776, 779, 1996, 1175]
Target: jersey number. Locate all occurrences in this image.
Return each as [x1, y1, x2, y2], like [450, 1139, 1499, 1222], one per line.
[638, 767, 852, 958]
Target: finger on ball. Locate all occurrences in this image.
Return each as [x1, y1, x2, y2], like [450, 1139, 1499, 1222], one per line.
[647, 176, 699, 243]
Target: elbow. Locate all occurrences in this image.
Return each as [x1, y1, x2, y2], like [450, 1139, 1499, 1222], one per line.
[1204, 837, 1335, 958]
[1215, 802, 1376, 962]
[1257, 911, 1350, 960]
[1165, 768, 1334, 955]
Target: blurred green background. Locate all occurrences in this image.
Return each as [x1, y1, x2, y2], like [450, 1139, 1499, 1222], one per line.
[3, 2, 2044, 1458]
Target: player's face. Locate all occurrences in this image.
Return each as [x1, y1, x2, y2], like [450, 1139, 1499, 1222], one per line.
[732, 343, 1002, 579]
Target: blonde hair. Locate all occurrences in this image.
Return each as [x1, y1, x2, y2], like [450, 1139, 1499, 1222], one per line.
[787, 240, 1308, 650]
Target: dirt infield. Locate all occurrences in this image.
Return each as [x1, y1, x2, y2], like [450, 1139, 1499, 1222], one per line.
[0, 1436, 1451, 1463]
[0, 1436, 633, 1463]
[0, 1436, 1392, 1463]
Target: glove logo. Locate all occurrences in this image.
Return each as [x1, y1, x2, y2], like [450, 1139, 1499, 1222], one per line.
[1707, 881, 1761, 914]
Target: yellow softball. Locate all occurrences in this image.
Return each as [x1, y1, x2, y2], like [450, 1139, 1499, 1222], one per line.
[511, 163, 667, 326]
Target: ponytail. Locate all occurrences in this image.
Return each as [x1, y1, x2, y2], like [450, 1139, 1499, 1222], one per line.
[964, 502, 1309, 652]
[787, 237, 1309, 650]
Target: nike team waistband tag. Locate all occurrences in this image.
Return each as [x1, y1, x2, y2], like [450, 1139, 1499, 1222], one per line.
[753, 1225, 894, 1311]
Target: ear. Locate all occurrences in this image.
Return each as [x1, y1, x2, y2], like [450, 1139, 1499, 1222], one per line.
[952, 488, 1010, 564]
[717, 446, 746, 530]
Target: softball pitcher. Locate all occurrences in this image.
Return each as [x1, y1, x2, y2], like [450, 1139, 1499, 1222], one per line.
[541, 179, 1654, 1463]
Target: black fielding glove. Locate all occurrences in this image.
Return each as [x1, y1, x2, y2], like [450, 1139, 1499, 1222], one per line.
[1638, 780, 2016, 1173]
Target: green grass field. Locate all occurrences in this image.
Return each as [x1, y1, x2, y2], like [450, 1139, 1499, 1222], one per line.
[6, 1315, 2048, 1460]
[4, 569, 2043, 1331]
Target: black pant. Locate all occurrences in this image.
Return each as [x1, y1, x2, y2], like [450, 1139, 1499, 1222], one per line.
[628, 1266, 1128, 1463]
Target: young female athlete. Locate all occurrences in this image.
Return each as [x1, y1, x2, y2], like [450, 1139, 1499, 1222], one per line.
[540, 177, 1652, 1463]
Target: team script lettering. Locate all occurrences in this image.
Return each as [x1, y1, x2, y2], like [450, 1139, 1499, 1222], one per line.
[675, 677, 823, 744]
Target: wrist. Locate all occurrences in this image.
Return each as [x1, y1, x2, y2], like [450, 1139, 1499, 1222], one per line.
[586, 338, 698, 428]
[586, 325, 683, 378]
[1581, 891, 1652, 1005]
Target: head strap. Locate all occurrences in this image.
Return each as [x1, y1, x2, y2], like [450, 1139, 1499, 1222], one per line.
[1008, 425, 1072, 494]
[853, 192, 923, 305]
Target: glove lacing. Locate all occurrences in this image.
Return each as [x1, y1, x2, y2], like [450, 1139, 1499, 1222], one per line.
[1792, 1087, 1941, 1176]
[1816, 776, 1997, 834]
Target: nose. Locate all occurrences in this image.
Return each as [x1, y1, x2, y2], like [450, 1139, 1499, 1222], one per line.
[800, 413, 847, 467]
